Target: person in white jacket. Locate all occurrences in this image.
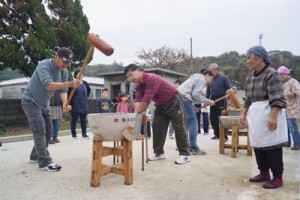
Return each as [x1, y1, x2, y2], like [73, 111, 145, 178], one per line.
[178, 70, 215, 155]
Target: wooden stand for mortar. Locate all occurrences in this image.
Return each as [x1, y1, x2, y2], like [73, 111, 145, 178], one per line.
[90, 135, 133, 187]
[219, 116, 252, 158]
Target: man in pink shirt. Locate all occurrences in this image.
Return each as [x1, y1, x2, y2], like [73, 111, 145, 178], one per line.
[124, 64, 190, 164]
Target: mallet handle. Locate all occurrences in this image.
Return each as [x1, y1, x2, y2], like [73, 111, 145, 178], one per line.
[213, 95, 228, 104]
[66, 45, 94, 106]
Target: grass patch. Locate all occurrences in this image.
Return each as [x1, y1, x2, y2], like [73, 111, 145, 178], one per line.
[0, 120, 73, 138]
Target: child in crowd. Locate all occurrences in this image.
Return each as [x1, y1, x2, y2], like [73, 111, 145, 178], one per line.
[116, 92, 131, 113]
[96, 88, 112, 113]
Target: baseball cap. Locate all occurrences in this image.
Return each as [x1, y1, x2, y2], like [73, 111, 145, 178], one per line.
[57, 47, 75, 64]
[277, 66, 291, 74]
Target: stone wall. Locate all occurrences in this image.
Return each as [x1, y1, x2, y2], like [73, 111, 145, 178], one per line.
[0, 99, 28, 127]
[0, 99, 98, 128]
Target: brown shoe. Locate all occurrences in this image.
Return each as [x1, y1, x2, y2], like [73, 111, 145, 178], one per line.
[49, 140, 55, 144]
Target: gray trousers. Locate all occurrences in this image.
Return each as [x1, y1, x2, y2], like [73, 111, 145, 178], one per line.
[22, 99, 53, 168]
[152, 92, 189, 156]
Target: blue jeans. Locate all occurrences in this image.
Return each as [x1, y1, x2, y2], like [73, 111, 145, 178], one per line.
[141, 121, 151, 137]
[287, 118, 300, 147]
[70, 112, 87, 137]
[52, 119, 61, 139]
[183, 98, 200, 150]
[22, 99, 53, 168]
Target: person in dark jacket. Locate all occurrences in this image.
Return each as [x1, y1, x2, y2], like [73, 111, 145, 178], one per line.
[69, 69, 91, 138]
[96, 88, 112, 113]
[206, 63, 231, 141]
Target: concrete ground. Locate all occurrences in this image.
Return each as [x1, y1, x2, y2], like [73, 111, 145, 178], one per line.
[0, 130, 300, 200]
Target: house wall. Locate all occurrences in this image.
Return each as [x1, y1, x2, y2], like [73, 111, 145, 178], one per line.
[1, 84, 26, 99]
[102, 73, 183, 99]
[0, 83, 103, 99]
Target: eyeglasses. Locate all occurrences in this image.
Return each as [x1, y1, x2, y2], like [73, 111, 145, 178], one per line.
[126, 71, 134, 81]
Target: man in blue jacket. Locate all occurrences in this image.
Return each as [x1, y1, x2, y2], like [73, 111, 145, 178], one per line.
[206, 63, 231, 141]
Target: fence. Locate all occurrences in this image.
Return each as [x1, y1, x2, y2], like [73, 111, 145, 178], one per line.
[0, 99, 98, 128]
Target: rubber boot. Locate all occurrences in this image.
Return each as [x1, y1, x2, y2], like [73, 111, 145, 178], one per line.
[263, 175, 283, 189]
[249, 169, 271, 182]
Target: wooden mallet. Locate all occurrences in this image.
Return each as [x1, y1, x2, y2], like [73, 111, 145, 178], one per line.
[66, 33, 114, 106]
[211, 88, 240, 109]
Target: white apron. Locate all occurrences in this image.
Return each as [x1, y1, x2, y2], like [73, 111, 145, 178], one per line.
[248, 100, 288, 148]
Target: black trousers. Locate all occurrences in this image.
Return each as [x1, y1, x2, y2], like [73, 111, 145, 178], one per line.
[195, 104, 201, 133]
[209, 98, 226, 137]
[152, 92, 189, 156]
[254, 147, 283, 176]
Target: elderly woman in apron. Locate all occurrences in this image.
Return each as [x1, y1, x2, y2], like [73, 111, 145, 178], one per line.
[240, 46, 288, 189]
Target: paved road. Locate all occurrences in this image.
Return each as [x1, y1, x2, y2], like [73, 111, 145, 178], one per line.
[0, 130, 299, 200]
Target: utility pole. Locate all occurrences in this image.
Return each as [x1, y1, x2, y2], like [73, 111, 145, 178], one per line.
[190, 37, 193, 70]
[259, 34, 263, 46]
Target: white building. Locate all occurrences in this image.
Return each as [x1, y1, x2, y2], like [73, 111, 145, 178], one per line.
[0, 76, 104, 99]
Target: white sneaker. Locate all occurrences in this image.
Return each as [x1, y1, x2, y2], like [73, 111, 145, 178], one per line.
[29, 158, 38, 163]
[40, 163, 61, 172]
[175, 155, 191, 164]
[148, 154, 166, 161]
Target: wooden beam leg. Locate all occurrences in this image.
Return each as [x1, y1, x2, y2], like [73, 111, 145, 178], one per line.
[145, 127, 149, 163]
[91, 136, 103, 187]
[123, 140, 133, 185]
[219, 124, 225, 154]
[142, 136, 145, 171]
[237, 131, 240, 152]
[246, 130, 253, 156]
[231, 126, 238, 158]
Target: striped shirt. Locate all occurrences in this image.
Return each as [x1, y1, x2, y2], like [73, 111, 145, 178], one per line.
[244, 66, 286, 108]
[135, 72, 177, 106]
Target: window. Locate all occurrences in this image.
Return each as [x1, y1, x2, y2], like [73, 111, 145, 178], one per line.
[95, 88, 102, 99]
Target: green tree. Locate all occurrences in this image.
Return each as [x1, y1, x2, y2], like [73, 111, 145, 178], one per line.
[0, 0, 90, 77]
[0, 0, 57, 76]
[46, 0, 90, 62]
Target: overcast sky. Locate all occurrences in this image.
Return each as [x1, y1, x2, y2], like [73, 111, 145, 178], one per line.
[81, 0, 300, 66]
